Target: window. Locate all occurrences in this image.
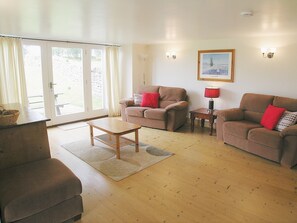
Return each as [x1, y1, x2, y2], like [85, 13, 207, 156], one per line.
[23, 45, 45, 114]
[91, 49, 104, 110]
[51, 47, 84, 115]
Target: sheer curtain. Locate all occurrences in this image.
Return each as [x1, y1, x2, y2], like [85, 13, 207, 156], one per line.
[0, 37, 28, 105]
[105, 46, 121, 116]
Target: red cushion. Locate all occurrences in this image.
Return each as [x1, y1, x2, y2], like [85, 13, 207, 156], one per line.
[260, 104, 286, 130]
[141, 92, 160, 108]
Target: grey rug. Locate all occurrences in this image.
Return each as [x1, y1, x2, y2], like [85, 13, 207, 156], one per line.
[61, 134, 174, 181]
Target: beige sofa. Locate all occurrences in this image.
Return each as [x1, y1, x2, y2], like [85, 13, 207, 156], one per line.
[120, 85, 188, 131]
[216, 93, 297, 168]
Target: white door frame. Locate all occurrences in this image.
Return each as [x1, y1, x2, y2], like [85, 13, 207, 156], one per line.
[22, 40, 107, 126]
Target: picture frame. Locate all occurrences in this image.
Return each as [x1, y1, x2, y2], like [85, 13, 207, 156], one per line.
[197, 49, 235, 82]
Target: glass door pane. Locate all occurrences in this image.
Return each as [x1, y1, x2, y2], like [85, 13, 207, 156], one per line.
[91, 49, 104, 110]
[23, 45, 45, 115]
[51, 47, 84, 116]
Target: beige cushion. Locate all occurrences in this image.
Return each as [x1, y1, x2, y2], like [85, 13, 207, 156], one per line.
[0, 159, 82, 223]
[248, 128, 282, 150]
[273, 96, 297, 111]
[223, 120, 262, 139]
[240, 93, 274, 113]
[126, 107, 150, 118]
[244, 111, 264, 123]
[159, 86, 187, 108]
[138, 85, 160, 94]
[144, 109, 166, 120]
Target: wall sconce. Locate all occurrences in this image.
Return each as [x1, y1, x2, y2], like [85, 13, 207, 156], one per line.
[261, 47, 276, 59]
[166, 51, 176, 59]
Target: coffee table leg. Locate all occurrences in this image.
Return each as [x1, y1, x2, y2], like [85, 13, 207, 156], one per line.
[116, 135, 120, 159]
[90, 126, 94, 146]
[135, 129, 139, 152]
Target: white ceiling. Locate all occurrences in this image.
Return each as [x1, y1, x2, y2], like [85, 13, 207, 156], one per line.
[0, 0, 296, 45]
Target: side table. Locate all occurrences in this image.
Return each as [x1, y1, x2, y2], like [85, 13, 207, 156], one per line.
[190, 108, 217, 135]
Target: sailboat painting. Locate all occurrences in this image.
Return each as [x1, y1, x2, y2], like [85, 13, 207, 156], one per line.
[198, 49, 235, 82]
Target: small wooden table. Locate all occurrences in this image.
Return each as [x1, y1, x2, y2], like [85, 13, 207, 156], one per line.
[87, 118, 141, 159]
[189, 108, 217, 135]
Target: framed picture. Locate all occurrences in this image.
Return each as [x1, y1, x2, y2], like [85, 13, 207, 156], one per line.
[197, 49, 235, 82]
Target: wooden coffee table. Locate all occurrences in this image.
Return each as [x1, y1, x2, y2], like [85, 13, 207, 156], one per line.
[87, 118, 141, 159]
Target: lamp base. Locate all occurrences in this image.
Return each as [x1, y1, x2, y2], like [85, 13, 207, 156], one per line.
[208, 99, 214, 110]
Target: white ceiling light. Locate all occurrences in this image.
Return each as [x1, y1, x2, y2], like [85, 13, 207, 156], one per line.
[240, 11, 253, 17]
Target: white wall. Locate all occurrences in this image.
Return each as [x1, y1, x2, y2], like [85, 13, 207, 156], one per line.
[119, 45, 133, 98]
[120, 44, 150, 98]
[132, 44, 150, 93]
[147, 36, 297, 111]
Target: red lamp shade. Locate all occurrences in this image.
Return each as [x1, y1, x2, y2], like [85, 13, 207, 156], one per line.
[204, 87, 220, 110]
[204, 87, 220, 98]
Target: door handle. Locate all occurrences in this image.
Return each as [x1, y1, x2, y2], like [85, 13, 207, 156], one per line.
[49, 82, 57, 89]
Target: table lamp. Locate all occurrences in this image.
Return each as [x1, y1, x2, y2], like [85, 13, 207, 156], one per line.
[204, 87, 220, 110]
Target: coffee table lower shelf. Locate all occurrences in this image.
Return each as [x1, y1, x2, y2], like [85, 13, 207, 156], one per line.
[93, 135, 138, 153]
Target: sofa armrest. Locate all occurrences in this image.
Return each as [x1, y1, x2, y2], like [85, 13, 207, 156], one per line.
[216, 108, 244, 121]
[119, 98, 134, 122]
[119, 98, 134, 107]
[280, 124, 297, 137]
[165, 101, 188, 111]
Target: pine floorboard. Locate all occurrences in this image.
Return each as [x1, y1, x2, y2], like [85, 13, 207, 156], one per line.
[47, 120, 297, 223]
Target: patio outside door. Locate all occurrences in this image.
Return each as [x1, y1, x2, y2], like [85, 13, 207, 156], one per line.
[23, 40, 106, 126]
[49, 46, 86, 124]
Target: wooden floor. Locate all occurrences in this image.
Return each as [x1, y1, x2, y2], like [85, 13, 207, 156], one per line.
[48, 120, 297, 223]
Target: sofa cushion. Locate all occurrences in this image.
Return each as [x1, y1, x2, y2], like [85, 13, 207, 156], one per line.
[159, 86, 187, 108]
[248, 128, 282, 150]
[240, 93, 274, 113]
[144, 109, 166, 120]
[138, 85, 160, 94]
[243, 111, 263, 123]
[0, 158, 82, 223]
[141, 92, 160, 108]
[273, 96, 297, 112]
[260, 105, 285, 130]
[126, 107, 150, 118]
[224, 120, 262, 139]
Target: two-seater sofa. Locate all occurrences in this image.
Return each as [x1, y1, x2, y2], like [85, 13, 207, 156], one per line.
[216, 93, 297, 168]
[120, 85, 188, 131]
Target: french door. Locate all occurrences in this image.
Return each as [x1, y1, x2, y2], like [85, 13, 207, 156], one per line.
[23, 40, 107, 125]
